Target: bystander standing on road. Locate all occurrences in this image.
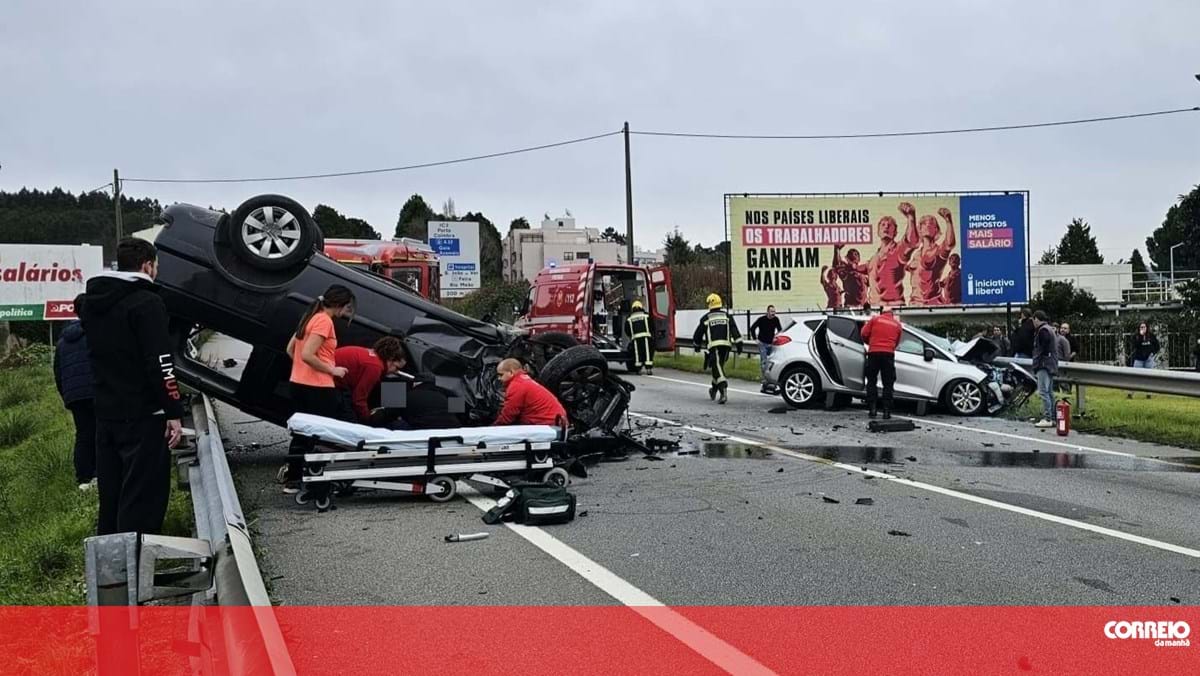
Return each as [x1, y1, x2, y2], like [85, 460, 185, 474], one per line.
[75, 238, 184, 536]
[1012, 308, 1035, 358]
[53, 320, 97, 490]
[860, 305, 902, 419]
[749, 305, 783, 393]
[1127, 321, 1160, 399]
[990, 325, 1011, 357]
[282, 285, 356, 494]
[1031, 310, 1059, 429]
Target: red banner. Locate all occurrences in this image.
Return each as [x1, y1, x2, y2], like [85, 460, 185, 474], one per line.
[0, 607, 1194, 674]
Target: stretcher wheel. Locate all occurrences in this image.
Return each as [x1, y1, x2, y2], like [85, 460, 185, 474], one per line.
[541, 467, 569, 488]
[305, 462, 325, 477]
[427, 476, 457, 503]
[315, 496, 333, 512]
[294, 490, 311, 506]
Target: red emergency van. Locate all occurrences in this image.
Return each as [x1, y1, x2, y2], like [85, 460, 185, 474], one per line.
[324, 238, 441, 301]
[516, 261, 675, 367]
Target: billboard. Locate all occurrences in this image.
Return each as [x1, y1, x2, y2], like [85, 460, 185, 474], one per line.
[427, 220, 480, 299]
[726, 193, 1028, 310]
[0, 244, 104, 321]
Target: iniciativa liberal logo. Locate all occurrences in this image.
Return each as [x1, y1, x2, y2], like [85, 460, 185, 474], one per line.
[1104, 620, 1191, 648]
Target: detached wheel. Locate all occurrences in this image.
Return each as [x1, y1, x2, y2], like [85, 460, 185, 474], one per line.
[780, 365, 821, 409]
[227, 194, 319, 271]
[944, 379, 985, 416]
[427, 476, 457, 502]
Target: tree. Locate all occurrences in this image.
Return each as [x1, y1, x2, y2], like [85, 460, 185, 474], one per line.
[394, 194, 436, 241]
[0, 187, 161, 262]
[1053, 218, 1104, 264]
[1128, 248, 1150, 286]
[509, 217, 530, 232]
[1178, 278, 1200, 312]
[1038, 247, 1058, 265]
[663, 228, 693, 266]
[1146, 184, 1200, 272]
[1028, 280, 1101, 320]
[312, 204, 379, 239]
[600, 226, 626, 245]
[460, 211, 503, 284]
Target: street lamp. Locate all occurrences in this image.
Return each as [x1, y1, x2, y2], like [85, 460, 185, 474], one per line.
[1170, 242, 1184, 292]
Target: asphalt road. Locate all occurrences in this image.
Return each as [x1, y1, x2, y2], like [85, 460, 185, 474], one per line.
[207, 336, 1200, 608]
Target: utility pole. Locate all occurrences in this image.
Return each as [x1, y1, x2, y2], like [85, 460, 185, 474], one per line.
[113, 168, 124, 242]
[623, 122, 634, 266]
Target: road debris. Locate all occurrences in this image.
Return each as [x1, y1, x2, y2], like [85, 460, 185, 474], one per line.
[776, 467, 784, 473]
[821, 496, 840, 504]
[887, 530, 912, 537]
[445, 533, 490, 543]
[854, 498, 874, 506]
[905, 456, 917, 462]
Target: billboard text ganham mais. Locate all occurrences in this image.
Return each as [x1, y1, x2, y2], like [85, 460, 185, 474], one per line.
[726, 193, 1028, 311]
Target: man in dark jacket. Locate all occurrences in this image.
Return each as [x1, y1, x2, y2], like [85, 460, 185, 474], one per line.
[1030, 311, 1059, 428]
[750, 305, 783, 393]
[1011, 308, 1035, 358]
[76, 238, 184, 536]
[54, 320, 96, 489]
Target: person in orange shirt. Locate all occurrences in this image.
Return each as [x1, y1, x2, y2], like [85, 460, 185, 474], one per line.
[281, 284, 356, 493]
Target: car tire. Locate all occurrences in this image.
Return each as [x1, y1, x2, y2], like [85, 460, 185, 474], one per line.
[538, 345, 609, 406]
[227, 194, 320, 272]
[780, 365, 821, 409]
[943, 379, 985, 416]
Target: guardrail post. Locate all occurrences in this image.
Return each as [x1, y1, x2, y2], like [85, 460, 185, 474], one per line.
[1075, 384, 1087, 417]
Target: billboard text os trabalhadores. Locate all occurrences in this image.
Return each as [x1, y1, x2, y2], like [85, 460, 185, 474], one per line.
[726, 193, 1028, 310]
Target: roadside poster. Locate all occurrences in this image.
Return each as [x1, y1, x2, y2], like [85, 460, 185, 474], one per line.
[726, 192, 1028, 310]
[0, 244, 104, 321]
[428, 221, 481, 299]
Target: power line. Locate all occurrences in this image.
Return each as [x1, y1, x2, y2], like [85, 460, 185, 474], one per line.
[631, 106, 1200, 140]
[85, 182, 113, 194]
[122, 130, 623, 185]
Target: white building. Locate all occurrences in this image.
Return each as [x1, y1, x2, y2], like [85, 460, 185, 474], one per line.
[633, 247, 665, 267]
[1029, 264, 1132, 302]
[503, 213, 627, 282]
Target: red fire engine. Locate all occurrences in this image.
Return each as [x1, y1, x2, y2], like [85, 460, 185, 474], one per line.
[323, 238, 441, 302]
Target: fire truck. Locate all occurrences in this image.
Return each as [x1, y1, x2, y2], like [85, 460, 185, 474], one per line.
[323, 238, 441, 301]
[516, 261, 675, 369]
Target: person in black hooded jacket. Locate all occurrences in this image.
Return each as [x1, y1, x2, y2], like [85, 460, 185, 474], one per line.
[54, 320, 97, 488]
[75, 238, 183, 536]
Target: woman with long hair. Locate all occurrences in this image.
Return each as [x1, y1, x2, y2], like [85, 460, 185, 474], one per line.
[1127, 321, 1160, 399]
[282, 284, 356, 493]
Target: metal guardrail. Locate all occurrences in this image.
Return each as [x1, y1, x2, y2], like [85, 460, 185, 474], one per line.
[84, 393, 295, 675]
[997, 357, 1200, 398]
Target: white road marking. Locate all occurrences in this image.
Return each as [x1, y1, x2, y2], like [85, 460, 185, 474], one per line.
[650, 371, 1189, 464]
[629, 412, 1200, 560]
[457, 485, 776, 676]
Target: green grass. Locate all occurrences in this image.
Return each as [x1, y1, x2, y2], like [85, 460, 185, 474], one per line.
[0, 361, 193, 605]
[653, 350, 765, 383]
[1012, 386, 1200, 450]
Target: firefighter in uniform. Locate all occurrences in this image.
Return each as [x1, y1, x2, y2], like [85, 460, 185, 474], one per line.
[693, 293, 741, 404]
[625, 300, 654, 375]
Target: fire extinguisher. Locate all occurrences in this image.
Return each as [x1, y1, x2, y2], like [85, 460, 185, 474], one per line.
[1055, 398, 1071, 437]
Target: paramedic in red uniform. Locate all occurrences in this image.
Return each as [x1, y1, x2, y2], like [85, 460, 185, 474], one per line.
[860, 305, 903, 419]
[334, 336, 409, 423]
[494, 358, 567, 427]
[867, 202, 919, 306]
[909, 207, 957, 306]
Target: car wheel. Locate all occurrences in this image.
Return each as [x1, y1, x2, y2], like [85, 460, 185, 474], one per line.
[780, 365, 821, 408]
[227, 194, 319, 272]
[539, 345, 608, 405]
[944, 379, 985, 416]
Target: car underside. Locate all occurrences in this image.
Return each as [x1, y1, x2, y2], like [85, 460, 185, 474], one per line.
[152, 195, 634, 436]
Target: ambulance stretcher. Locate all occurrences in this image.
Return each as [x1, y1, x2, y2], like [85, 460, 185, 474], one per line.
[286, 414, 569, 511]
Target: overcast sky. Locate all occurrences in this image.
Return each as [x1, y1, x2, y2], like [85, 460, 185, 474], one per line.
[2, 1, 1198, 261]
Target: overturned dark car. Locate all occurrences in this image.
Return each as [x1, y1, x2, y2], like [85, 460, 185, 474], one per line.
[153, 194, 632, 434]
